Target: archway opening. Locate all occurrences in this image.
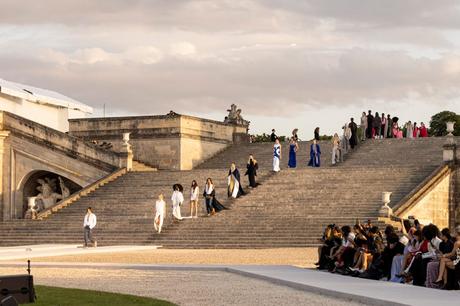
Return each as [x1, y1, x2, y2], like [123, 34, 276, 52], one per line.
[21, 171, 82, 218]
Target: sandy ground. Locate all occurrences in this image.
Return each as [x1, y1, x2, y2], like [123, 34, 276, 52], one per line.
[19, 248, 318, 267]
[0, 267, 368, 306]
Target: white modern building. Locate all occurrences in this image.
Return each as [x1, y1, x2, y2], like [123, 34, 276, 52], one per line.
[0, 78, 93, 132]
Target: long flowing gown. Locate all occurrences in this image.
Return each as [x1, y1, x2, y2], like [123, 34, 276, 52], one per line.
[406, 124, 413, 138]
[288, 144, 297, 168]
[349, 122, 358, 149]
[246, 160, 258, 187]
[273, 143, 281, 172]
[211, 191, 227, 212]
[228, 168, 245, 198]
[204, 188, 227, 212]
[420, 127, 428, 137]
[308, 144, 321, 167]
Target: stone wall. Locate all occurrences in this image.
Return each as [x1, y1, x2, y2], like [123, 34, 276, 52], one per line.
[68, 113, 249, 170]
[0, 111, 122, 220]
[1, 111, 121, 171]
[399, 171, 452, 229]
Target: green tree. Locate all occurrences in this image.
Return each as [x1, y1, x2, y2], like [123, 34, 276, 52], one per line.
[428, 111, 460, 136]
[252, 133, 286, 142]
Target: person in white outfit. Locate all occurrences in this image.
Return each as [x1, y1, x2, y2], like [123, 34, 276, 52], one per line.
[331, 133, 341, 165]
[154, 194, 166, 233]
[342, 123, 351, 153]
[405, 121, 413, 139]
[360, 112, 367, 141]
[171, 184, 184, 221]
[190, 180, 199, 218]
[273, 138, 281, 172]
[83, 207, 97, 247]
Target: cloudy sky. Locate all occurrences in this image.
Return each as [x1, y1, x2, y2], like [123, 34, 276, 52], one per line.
[2, 0, 460, 137]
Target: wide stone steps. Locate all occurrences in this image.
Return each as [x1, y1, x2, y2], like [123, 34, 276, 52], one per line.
[197, 140, 335, 170]
[0, 137, 448, 248]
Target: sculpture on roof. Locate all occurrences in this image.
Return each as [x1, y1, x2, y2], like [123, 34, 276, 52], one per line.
[224, 104, 250, 126]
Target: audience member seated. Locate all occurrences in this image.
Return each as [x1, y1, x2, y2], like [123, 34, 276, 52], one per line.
[316, 220, 460, 291]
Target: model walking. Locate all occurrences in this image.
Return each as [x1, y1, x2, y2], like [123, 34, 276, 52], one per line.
[308, 139, 321, 167]
[190, 180, 199, 218]
[228, 163, 244, 198]
[154, 194, 166, 233]
[171, 184, 184, 221]
[288, 137, 298, 168]
[246, 155, 258, 188]
[273, 138, 281, 172]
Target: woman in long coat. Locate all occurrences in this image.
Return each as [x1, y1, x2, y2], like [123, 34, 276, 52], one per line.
[308, 139, 321, 167]
[228, 163, 245, 198]
[203, 178, 227, 216]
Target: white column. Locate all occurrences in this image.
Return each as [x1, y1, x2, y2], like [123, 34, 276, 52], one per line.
[0, 131, 11, 221]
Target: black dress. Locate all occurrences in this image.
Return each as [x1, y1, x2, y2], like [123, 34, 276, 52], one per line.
[203, 189, 227, 212]
[314, 131, 320, 141]
[349, 122, 358, 149]
[246, 160, 258, 188]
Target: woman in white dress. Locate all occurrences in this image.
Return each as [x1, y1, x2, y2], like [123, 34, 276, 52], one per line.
[190, 180, 199, 218]
[405, 121, 413, 139]
[273, 138, 281, 172]
[171, 184, 184, 221]
[360, 112, 367, 141]
[154, 194, 166, 234]
[331, 133, 341, 165]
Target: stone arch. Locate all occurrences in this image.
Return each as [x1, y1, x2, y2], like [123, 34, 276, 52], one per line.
[17, 170, 82, 218]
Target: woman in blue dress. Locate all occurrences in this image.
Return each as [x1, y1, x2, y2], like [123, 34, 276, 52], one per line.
[288, 137, 299, 168]
[308, 139, 321, 167]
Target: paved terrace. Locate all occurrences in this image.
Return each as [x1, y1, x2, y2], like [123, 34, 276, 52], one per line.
[0, 261, 457, 306]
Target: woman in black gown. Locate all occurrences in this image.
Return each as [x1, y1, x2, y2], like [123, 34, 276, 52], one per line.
[203, 178, 227, 215]
[245, 155, 258, 188]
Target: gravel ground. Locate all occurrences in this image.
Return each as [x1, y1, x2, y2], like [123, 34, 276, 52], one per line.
[0, 267, 368, 306]
[23, 248, 318, 267]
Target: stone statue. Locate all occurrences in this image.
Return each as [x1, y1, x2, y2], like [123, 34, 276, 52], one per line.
[225, 104, 238, 123]
[59, 177, 70, 199]
[34, 177, 65, 210]
[24, 197, 38, 220]
[24, 176, 72, 218]
[224, 104, 250, 126]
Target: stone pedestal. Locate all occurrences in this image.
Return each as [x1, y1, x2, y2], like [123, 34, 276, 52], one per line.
[443, 143, 456, 163]
[119, 133, 133, 171]
[379, 192, 393, 218]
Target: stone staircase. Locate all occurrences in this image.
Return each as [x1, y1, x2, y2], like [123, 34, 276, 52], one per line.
[0, 137, 449, 248]
[198, 140, 333, 170]
[132, 160, 157, 172]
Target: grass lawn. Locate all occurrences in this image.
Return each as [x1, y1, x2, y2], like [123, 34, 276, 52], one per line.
[30, 285, 176, 306]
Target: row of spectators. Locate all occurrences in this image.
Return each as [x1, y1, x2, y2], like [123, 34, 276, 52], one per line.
[316, 219, 460, 290]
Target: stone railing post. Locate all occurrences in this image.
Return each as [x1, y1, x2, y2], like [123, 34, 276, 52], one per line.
[379, 191, 393, 218]
[119, 132, 133, 171]
[443, 121, 457, 163]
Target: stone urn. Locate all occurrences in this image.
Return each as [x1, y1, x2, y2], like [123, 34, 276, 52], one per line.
[123, 132, 130, 145]
[122, 132, 132, 152]
[379, 192, 393, 218]
[446, 121, 455, 136]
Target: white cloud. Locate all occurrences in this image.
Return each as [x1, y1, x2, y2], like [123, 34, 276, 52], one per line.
[170, 42, 197, 57]
[38, 46, 163, 65]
